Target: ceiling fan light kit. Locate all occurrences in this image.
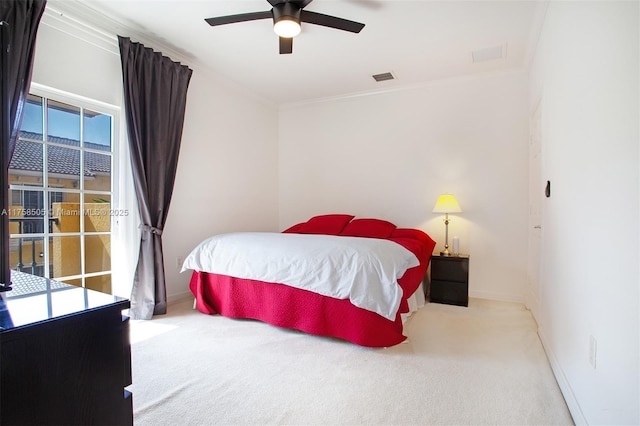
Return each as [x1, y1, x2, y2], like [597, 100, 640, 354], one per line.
[273, 20, 301, 38]
[205, 0, 365, 54]
[273, 3, 302, 38]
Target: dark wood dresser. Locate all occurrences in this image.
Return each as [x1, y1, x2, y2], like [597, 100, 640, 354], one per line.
[0, 271, 132, 425]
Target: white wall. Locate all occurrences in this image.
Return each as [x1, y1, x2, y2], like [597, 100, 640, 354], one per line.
[279, 72, 530, 303]
[164, 67, 279, 301]
[529, 1, 639, 424]
[31, 9, 279, 302]
[33, 16, 122, 106]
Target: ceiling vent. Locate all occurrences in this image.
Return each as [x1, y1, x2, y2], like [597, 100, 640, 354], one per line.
[372, 72, 395, 82]
[472, 44, 507, 63]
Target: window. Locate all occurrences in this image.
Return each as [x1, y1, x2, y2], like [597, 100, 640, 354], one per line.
[9, 88, 119, 294]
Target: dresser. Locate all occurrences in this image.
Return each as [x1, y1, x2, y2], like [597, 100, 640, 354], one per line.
[0, 271, 132, 425]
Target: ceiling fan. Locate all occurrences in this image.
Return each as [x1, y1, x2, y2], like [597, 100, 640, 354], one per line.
[204, 0, 365, 54]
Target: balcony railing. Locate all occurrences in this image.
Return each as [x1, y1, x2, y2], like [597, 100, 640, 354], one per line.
[9, 217, 59, 277]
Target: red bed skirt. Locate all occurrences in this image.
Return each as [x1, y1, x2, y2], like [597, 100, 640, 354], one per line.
[189, 271, 409, 347]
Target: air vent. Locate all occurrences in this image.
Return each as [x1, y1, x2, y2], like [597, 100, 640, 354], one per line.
[372, 72, 395, 82]
[472, 44, 507, 63]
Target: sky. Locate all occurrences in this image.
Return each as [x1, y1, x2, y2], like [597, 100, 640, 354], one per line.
[21, 99, 112, 147]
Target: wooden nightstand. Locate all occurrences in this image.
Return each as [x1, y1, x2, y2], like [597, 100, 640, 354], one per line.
[427, 254, 469, 307]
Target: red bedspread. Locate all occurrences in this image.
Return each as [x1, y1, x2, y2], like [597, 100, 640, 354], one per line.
[188, 216, 436, 347]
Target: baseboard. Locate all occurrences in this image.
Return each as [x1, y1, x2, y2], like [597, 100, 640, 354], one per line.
[524, 287, 540, 320]
[167, 290, 193, 305]
[537, 326, 586, 425]
[469, 290, 524, 304]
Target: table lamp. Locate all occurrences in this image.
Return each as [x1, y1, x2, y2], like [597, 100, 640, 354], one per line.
[432, 194, 462, 256]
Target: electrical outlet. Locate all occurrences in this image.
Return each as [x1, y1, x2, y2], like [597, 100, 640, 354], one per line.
[176, 256, 184, 268]
[589, 335, 597, 369]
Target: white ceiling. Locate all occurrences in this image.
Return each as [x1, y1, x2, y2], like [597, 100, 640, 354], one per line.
[47, 0, 545, 106]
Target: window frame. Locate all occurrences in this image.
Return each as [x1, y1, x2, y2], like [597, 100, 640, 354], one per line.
[10, 83, 120, 291]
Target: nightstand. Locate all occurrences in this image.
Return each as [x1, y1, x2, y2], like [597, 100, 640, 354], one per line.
[427, 254, 469, 307]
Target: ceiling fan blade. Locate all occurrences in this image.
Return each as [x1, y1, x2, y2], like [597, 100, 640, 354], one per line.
[296, 0, 314, 8]
[300, 10, 365, 33]
[205, 11, 272, 27]
[279, 37, 293, 54]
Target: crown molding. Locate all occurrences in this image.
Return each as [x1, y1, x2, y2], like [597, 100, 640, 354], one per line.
[44, 0, 191, 62]
[41, 2, 118, 55]
[279, 67, 529, 111]
[41, 0, 277, 109]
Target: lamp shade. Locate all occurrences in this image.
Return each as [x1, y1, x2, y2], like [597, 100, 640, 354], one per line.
[432, 194, 462, 214]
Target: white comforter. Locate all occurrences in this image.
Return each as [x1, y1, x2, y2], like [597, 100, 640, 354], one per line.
[181, 232, 419, 321]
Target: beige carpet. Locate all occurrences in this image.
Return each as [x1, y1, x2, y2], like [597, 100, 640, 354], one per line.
[129, 297, 574, 425]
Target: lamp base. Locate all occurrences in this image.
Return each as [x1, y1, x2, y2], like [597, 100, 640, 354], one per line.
[440, 248, 451, 256]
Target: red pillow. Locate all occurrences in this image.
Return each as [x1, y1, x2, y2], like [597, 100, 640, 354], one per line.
[287, 214, 355, 235]
[391, 228, 436, 254]
[340, 218, 397, 239]
[282, 223, 307, 233]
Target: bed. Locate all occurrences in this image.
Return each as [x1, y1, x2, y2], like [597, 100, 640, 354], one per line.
[183, 214, 436, 347]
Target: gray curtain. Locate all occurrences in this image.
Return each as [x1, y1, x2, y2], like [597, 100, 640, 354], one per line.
[118, 36, 192, 319]
[0, 0, 47, 289]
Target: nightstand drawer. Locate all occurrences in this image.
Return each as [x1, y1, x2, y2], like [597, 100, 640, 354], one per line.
[431, 257, 469, 282]
[430, 280, 468, 306]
